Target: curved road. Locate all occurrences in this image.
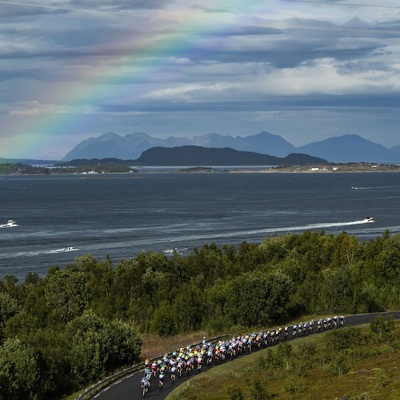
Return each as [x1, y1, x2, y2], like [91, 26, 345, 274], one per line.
[94, 312, 400, 400]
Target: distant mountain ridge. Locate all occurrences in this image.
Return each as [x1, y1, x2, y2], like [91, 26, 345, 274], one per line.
[297, 134, 395, 163]
[63, 131, 296, 161]
[62, 131, 400, 163]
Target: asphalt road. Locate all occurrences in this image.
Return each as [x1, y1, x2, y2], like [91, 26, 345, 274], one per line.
[93, 312, 400, 400]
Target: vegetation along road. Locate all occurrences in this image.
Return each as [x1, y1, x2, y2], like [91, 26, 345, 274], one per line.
[91, 311, 400, 400]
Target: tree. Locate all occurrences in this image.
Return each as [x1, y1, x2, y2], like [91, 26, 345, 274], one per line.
[324, 327, 362, 353]
[151, 300, 176, 336]
[103, 319, 142, 370]
[0, 275, 19, 298]
[251, 378, 271, 400]
[173, 284, 205, 332]
[329, 354, 351, 376]
[25, 327, 72, 399]
[332, 233, 361, 267]
[0, 338, 39, 400]
[276, 342, 293, 370]
[225, 270, 294, 326]
[370, 315, 395, 336]
[68, 310, 142, 385]
[374, 236, 400, 285]
[227, 385, 245, 400]
[45, 270, 91, 324]
[67, 255, 114, 319]
[111, 259, 144, 319]
[70, 326, 106, 385]
[0, 291, 20, 328]
[186, 243, 226, 284]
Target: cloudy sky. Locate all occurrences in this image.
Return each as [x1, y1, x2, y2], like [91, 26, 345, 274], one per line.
[1, 0, 399, 159]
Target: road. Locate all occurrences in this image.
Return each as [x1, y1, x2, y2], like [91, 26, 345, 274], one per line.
[93, 312, 400, 400]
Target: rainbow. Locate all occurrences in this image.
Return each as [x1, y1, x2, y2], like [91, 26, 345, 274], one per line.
[2, 1, 276, 159]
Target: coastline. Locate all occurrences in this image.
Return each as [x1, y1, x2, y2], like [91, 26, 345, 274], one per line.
[2, 162, 400, 176]
[229, 163, 400, 173]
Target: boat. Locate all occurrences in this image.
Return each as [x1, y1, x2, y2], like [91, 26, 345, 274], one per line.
[163, 248, 180, 255]
[66, 246, 76, 251]
[0, 219, 18, 228]
[363, 217, 374, 223]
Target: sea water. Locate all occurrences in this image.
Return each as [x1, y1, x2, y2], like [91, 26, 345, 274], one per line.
[1, 172, 399, 280]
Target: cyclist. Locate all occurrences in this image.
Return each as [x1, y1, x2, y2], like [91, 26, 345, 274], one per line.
[284, 326, 289, 339]
[144, 367, 151, 380]
[317, 319, 322, 332]
[151, 360, 158, 376]
[170, 365, 177, 381]
[159, 370, 165, 388]
[141, 376, 150, 397]
[197, 352, 203, 370]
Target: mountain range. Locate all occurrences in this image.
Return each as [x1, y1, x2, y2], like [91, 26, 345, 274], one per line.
[63, 132, 400, 163]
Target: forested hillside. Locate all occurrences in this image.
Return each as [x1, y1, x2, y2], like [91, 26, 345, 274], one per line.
[1, 230, 400, 399]
[0, 162, 50, 175]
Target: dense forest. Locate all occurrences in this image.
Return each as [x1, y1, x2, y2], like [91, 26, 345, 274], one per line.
[1, 229, 400, 399]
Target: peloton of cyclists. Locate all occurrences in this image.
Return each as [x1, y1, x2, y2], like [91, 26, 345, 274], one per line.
[139, 315, 346, 393]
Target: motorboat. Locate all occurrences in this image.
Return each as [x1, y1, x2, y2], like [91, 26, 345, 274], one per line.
[163, 248, 180, 255]
[363, 216, 374, 223]
[66, 246, 76, 251]
[0, 219, 18, 228]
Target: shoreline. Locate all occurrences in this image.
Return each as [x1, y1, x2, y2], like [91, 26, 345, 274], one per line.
[2, 162, 400, 176]
[229, 163, 400, 173]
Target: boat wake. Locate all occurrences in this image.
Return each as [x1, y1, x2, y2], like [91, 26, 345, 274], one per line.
[175, 218, 376, 242]
[0, 247, 78, 259]
[96, 218, 378, 251]
[0, 218, 374, 260]
[49, 246, 77, 253]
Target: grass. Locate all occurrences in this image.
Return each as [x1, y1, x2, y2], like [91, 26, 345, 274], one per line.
[140, 331, 209, 360]
[166, 324, 400, 400]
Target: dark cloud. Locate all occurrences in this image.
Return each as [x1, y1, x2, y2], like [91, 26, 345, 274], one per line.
[0, 2, 69, 18]
[206, 25, 282, 37]
[96, 92, 400, 114]
[190, 4, 237, 14]
[70, 0, 171, 10]
[0, 0, 170, 19]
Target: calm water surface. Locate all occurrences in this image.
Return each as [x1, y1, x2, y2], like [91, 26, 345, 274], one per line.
[1, 172, 399, 280]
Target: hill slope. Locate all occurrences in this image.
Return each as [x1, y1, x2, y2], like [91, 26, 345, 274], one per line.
[133, 145, 326, 166]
